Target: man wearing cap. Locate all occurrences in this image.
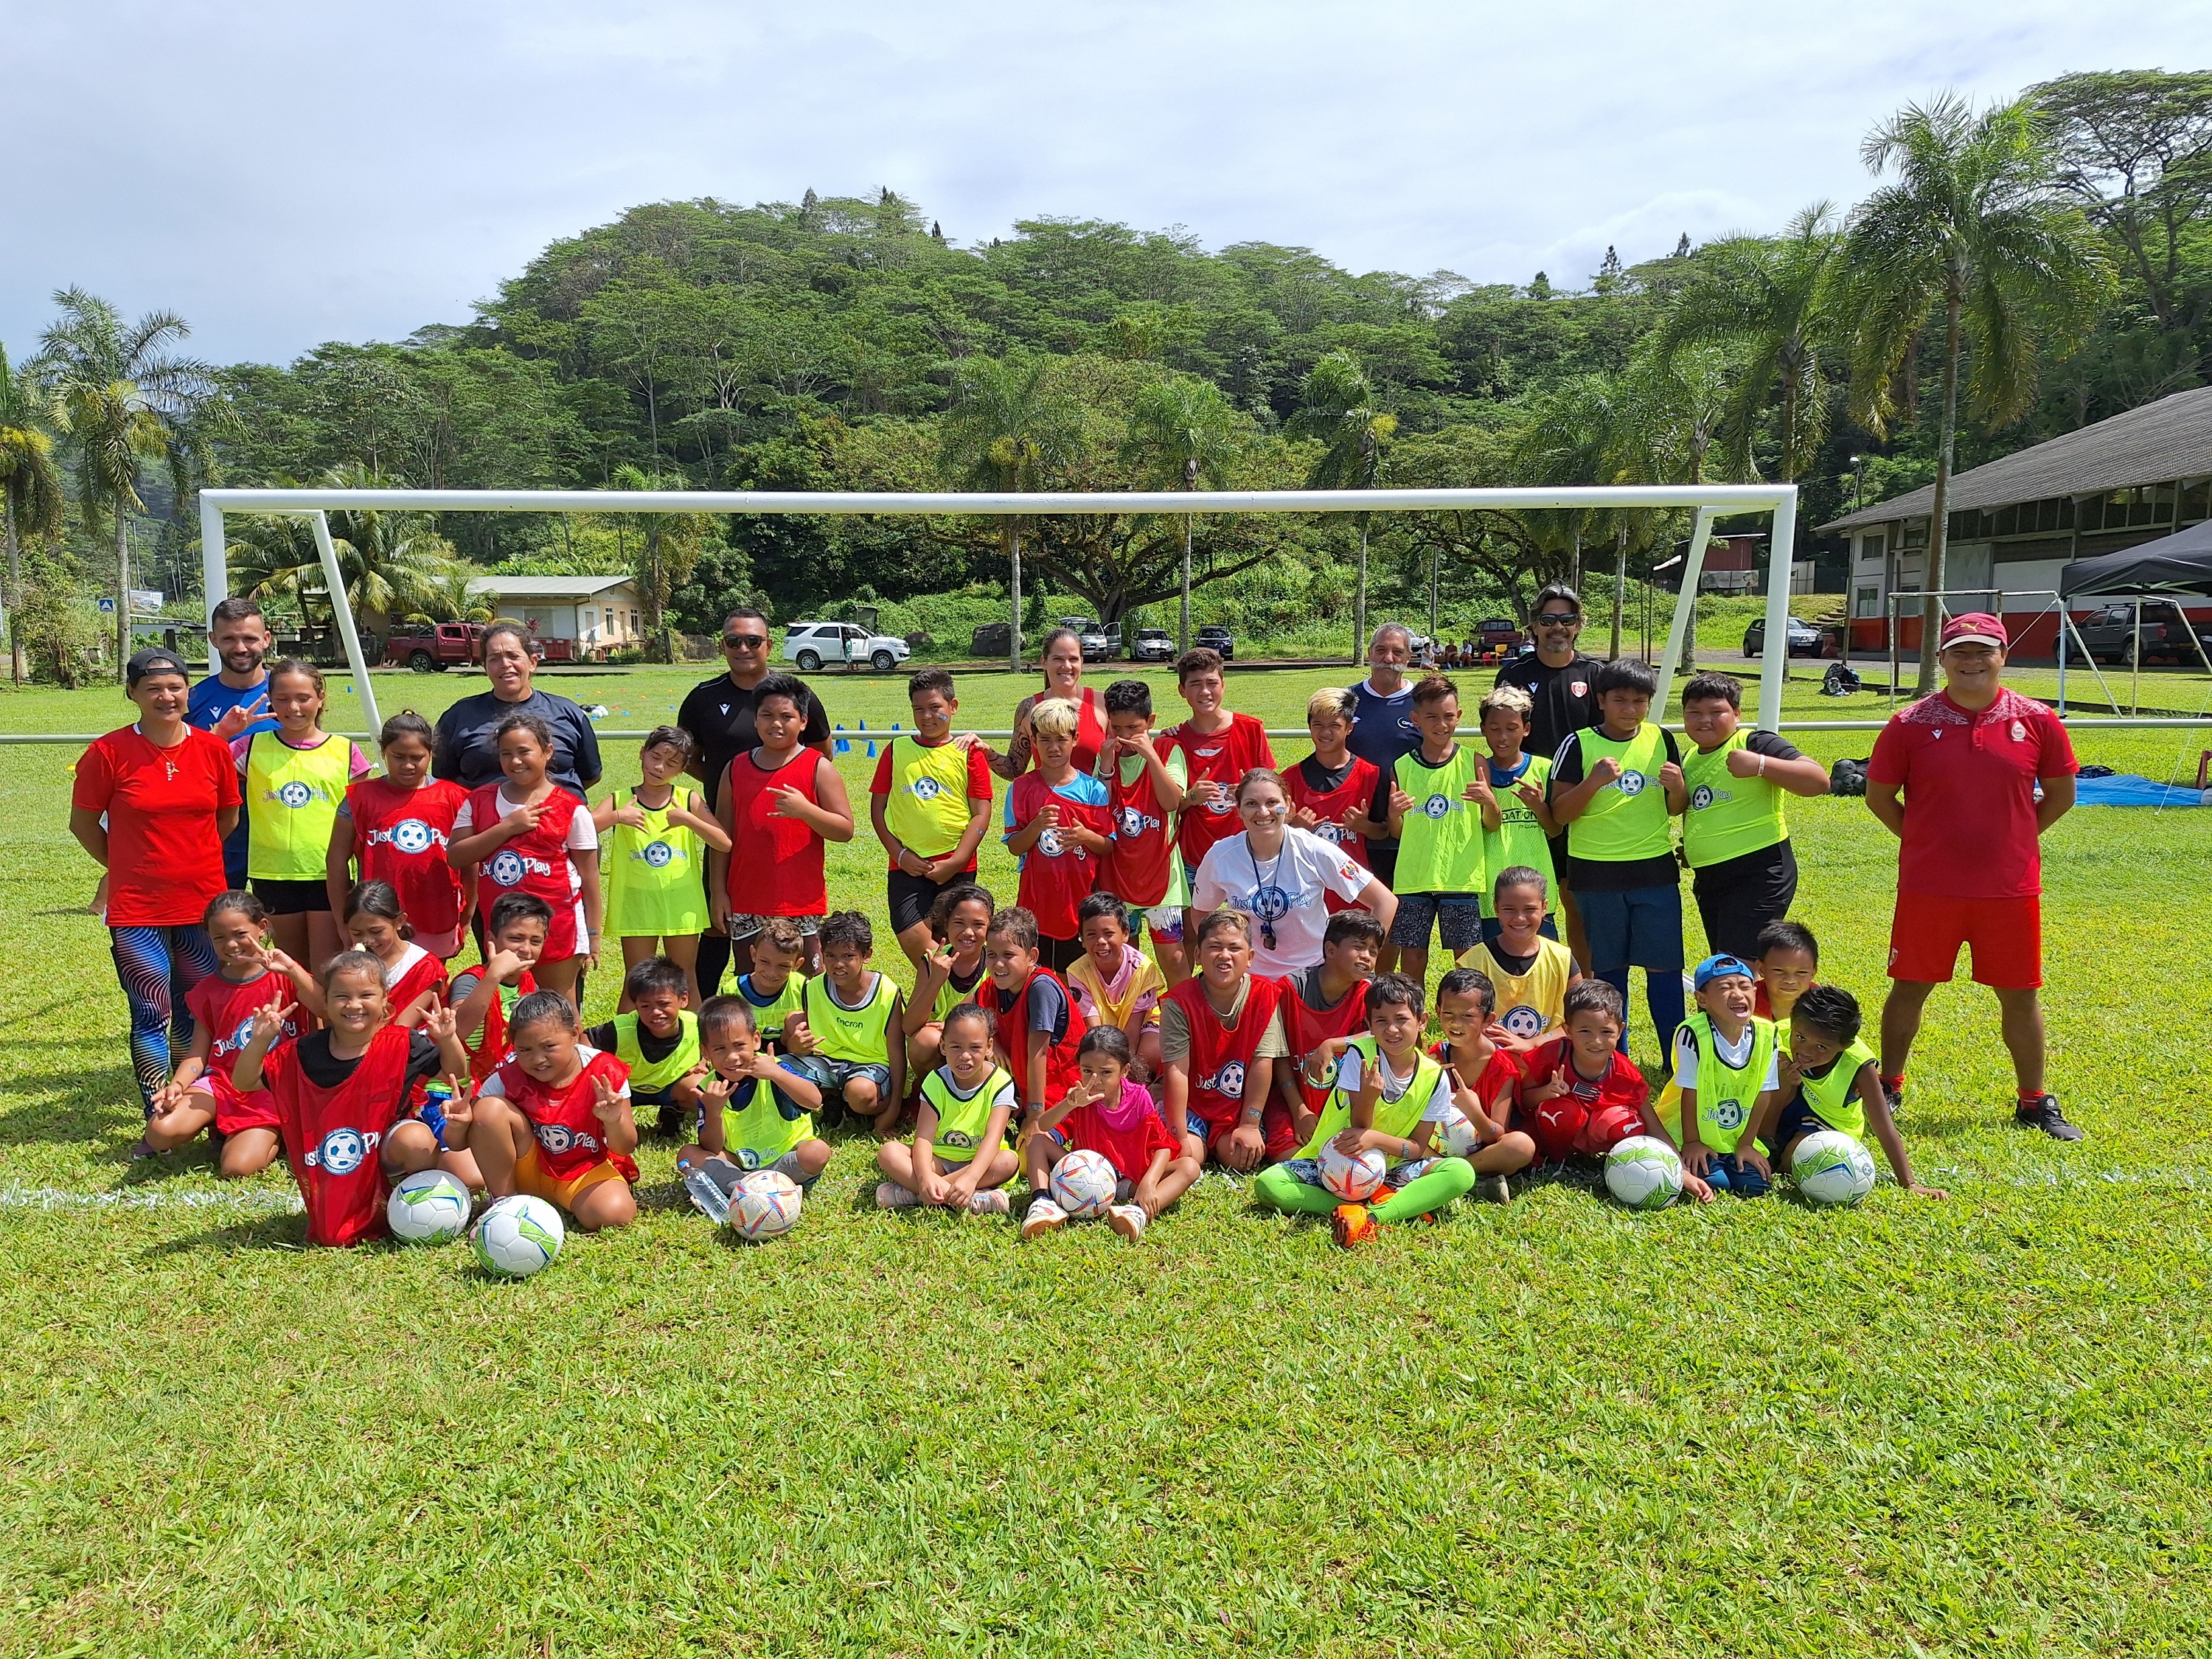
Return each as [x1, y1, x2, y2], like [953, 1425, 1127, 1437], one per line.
[1865, 613, 2081, 1139]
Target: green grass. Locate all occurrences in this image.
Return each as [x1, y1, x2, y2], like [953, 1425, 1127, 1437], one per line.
[5, 666, 2212, 1655]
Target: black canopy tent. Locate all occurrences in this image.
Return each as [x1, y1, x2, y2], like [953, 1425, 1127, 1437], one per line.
[2059, 519, 2212, 597]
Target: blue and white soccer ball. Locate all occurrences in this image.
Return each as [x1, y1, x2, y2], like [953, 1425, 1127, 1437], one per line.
[472, 1194, 565, 1276]
[386, 1169, 472, 1244]
[1318, 1140, 1388, 1201]
[1603, 1135, 1684, 1211]
[731, 1170, 804, 1241]
[1048, 1149, 1119, 1217]
[1792, 1130, 1877, 1208]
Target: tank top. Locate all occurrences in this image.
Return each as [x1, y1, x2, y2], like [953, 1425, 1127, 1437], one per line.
[1565, 725, 1672, 864]
[462, 784, 588, 960]
[1392, 745, 1486, 894]
[490, 1047, 639, 1183]
[1294, 1032, 1446, 1161]
[882, 735, 979, 860]
[1026, 686, 1106, 777]
[1481, 753, 1556, 912]
[245, 731, 352, 880]
[605, 787, 709, 934]
[1277, 971, 1372, 1116]
[344, 776, 468, 936]
[920, 1064, 1017, 1164]
[1166, 974, 1284, 1133]
[716, 1065, 816, 1164]
[458, 966, 538, 1084]
[1680, 731, 1789, 869]
[731, 971, 807, 1045]
[1683, 1010, 1778, 1154]
[262, 1025, 414, 1248]
[977, 967, 1083, 1107]
[1286, 755, 1379, 913]
[723, 750, 828, 917]
[1009, 772, 1116, 940]
[801, 973, 897, 1067]
[611, 1009, 702, 1096]
[930, 959, 990, 1024]
[1778, 1019, 1875, 1140]
[184, 967, 305, 1080]
[1102, 742, 1177, 908]
[380, 944, 448, 1015]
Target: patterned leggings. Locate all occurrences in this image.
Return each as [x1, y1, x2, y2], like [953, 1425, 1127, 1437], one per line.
[110, 926, 220, 1113]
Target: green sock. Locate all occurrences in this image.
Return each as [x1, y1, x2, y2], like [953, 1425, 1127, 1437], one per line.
[1253, 1164, 1340, 1217]
[1371, 1157, 1477, 1224]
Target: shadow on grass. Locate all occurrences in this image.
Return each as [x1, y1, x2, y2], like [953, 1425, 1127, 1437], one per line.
[139, 1212, 310, 1256]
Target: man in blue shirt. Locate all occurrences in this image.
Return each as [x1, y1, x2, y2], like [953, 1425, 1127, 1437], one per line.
[184, 597, 278, 888]
[1345, 622, 1422, 969]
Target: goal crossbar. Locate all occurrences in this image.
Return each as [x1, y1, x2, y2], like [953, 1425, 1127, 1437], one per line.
[198, 484, 1801, 738]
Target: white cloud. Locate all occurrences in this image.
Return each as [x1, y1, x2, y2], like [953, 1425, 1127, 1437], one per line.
[4, 0, 2208, 362]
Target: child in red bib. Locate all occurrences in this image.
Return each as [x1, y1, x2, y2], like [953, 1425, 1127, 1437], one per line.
[1168, 648, 1276, 903]
[330, 711, 471, 959]
[1514, 981, 1688, 1183]
[343, 880, 448, 1025]
[1272, 910, 1382, 1141]
[456, 990, 640, 1232]
[1004, 698, 1117, 973]
[451, 891, 550, 1086]
[448, 713, 600, 1004]
[1022, 1026, 1200, 1242]
[975, 906, 1083, 1124]
[1430, 965, 1536, 1198]
[1160, 910, 1294, 1169]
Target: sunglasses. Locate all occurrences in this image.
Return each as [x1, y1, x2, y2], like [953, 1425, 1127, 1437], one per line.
[1534, 613, 1579, 626]
[723, 634, 769, 650]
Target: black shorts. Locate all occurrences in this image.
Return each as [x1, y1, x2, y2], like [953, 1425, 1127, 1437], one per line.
[1691, 841, 1798, 961]
[252, 876, 330, 917]
[1366, 843, 1399, 891]
[888, 868, 969, 936]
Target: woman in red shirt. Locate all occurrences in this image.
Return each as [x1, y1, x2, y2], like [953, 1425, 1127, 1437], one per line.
[69, 649, 243, 1114]
[987, 629, 1107, 779]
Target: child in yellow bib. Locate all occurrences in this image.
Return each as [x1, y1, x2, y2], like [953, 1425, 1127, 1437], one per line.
[596, 726, 730, 1007]
[874, 1005, 1019, 1214]
[1773, 984, 1945, 1200]
[676, 995, 832, 1192]
[238, 658, 369, 969]
[1658, 954, 1779, 1197]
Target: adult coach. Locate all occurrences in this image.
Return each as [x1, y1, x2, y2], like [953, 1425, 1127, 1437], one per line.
[70, 649, 240, 1122]
[1345, 623, 1421, 967]
[434, 624, 603, 797]
[1865, 613, 2080, 1140]
[187, 597, 277, 888]
[678, 608, 830, 989]
[987, 627, 1105, 779]
[1495, 584, 1603, 963]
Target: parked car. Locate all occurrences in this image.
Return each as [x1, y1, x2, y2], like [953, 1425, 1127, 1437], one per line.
[1478, 617, 1524, 657]
[782, 620, 911, 672]
[382, 622, 574, 669]
[1130, 627, 1175, 662]
[1060, 616, 1119, 662]
[2074, 600, 2212, 665]
[1742, 616, 1825, 658]
[1194, 624, 1236, 661]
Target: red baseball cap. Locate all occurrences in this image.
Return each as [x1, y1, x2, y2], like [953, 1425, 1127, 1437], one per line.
[1939, 612, 2007, 650]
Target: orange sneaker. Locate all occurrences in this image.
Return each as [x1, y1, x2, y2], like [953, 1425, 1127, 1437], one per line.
[1331, 1203, 1379, 1249]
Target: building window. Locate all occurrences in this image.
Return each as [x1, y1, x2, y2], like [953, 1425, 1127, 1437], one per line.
[1857, 532, 1887, 567]
[1854, 585, 1880, 619]
[605, 608, 617, 634]
[1901, 519, 1928, 549]
[630, 610, 640, 633]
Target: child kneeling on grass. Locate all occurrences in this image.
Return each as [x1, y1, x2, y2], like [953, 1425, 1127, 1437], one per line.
[1514, 979, 1708, 1194]
[675, 995, 832, 1213]
[787, 911, 905, 1138]
[1021, 1026, 1200, 1242]
[1666, 953, 1781, 1198]
[1255, 973, 1481, 1249]
[1775, 984, 1945, 1199]
[876, 1004, 1018, 1215]
[234, 950, 473, 1248]
[584, 956, 706, 1140]
[459, 990, 640, 1233]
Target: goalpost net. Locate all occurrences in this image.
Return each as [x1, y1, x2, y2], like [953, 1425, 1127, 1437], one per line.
[198, 484, 1801, 737]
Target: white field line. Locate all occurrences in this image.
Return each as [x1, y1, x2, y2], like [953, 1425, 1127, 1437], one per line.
[0, 1183, 302, 1214]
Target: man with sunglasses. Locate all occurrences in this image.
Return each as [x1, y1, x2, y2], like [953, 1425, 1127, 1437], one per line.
[1495, 585, 1604, 967]
[679, 609, 832, 990]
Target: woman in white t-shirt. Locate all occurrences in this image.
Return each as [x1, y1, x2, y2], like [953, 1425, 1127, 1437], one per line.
[1191, 769, 1398, 977]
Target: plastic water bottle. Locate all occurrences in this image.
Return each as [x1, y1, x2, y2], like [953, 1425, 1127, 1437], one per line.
[420, 1082, 453, 1148]
[677, 1154, 733, 1224]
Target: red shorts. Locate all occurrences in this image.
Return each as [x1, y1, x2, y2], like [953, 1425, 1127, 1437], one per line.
[195, 1071, 279, 1135]
[1192, 1100, 1301, 1166]
[1888, 893, 2042, 990]
[1518, 1097, 1644, 1164]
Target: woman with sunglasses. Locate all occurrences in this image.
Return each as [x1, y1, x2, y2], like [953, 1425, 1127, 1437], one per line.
[678, 608, 831, 989]
[985, 627, 1106, 779]
[1189, 769, 1397, 979]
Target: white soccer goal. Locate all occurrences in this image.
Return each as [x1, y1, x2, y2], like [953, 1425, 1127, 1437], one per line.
[198, 484, 1801, 736]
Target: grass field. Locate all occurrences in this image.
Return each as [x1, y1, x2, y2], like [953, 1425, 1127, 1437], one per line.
[4, 663, 2211, 1656]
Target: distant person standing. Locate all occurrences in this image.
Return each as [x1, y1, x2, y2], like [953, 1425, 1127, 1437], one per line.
[187, 597, 278, 888]
[1345, 623, 1422, 969]
[1495, 585, 1604, 967]
[1865, 613, 2081, 1140]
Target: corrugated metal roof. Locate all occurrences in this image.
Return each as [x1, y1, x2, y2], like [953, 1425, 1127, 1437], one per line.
[465, 576, 633, 598]
[1818, 385, 2212, 533]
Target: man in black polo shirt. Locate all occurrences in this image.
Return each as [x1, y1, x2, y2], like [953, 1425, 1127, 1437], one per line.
[1495, 583, 1604, 966]
[678, 608, 832, 988]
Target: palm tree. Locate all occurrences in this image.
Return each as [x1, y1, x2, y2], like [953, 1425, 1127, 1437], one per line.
[406, 566, 495, 628]
[1649, 205, 1844, 484]
[1843, 94, 2113, 691]
[939, 354, 1077, 670]
[1293, 351, 1395, 660]
[1122, 376, 1242, 648]
[609, 464, 712, 660]
[0, 346, 66, 684]
[1513, 376, 1630, 650]
[32, 289, 210, 679]
[232, 462, 453, 639]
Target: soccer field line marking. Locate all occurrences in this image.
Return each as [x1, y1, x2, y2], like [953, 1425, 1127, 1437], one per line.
[0, 1183, 303, 1214]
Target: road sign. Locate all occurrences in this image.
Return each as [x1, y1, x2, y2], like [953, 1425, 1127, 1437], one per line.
[97, 598, 116, 614]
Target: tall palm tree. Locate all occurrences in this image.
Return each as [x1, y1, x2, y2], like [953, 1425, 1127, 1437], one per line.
[939, 354, 1077, 670]
[609, 464, 713, 660]
[406, 566, 495, 628]
[1649, 205, 1844, 484]
[232, 462, 452, 639]
[1293, 351, 1395, 659]
[1843, 95, 2113, 691]
[1513, 375, 1630, 649]
[1123, 376, 1242, 647]
[0, 346, 66, 684]
[32, 289, 209, 679]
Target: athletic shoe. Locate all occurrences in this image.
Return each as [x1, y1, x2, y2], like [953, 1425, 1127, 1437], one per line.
[1883, 1082, 1904, 1121]
[1331, 1203, 1379, 1250]
[655, 1103, 686, 1139]
[2014, 1094, 2084, 1142]
[1107, 1202, 1147, 1241]
[1021, 1197, 1068, 1239]
[967, 1188, 1011, 1216]
[874, 1181, 920, 1210]
[1477, 1173, 1512, 1204]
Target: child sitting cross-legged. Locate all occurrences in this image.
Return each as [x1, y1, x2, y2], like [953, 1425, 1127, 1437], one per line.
[1428, 967, 1537, 1202]
[675, 995, 832, 1211]
[1254, 973, 1481, 1248]
[458, 990, 640, 1233]
[1515, 979, 1703, 1191]
[1774, 984, 1946, 1199]
[1663, 953, 1781, 1198]
[584, 956, 706, 1139]
[1020, 1026, 1201, 1243]
[875, 1004, 1018, 1215]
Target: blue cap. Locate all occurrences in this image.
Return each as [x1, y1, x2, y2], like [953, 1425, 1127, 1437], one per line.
[1692, 953, 1755, 992]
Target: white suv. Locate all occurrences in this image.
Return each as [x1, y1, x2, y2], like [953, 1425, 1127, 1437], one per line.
[782, 622, 912, 672]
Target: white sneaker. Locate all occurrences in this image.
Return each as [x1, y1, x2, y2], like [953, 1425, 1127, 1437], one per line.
[1107, 1202, 1147, 1242]
[1021, 1196, 1067, 1239]
[875, 1181, 920, 1210]
[967, 1187, 1011, 1217]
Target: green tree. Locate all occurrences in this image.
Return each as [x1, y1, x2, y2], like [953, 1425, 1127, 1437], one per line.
[1293, 349, 1396, 658]
[231, 462, 456, 639]
[32, 289, 211, 679]
[939, 353, 1079, 668]
[1122, 375, 1242, 647]
[608, 465, 712, 659]
[0, 345, 67, 684]
[1843, 94, 2114, 691]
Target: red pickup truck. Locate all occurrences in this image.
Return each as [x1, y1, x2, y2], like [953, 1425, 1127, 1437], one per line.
[384, 624, 577, 671]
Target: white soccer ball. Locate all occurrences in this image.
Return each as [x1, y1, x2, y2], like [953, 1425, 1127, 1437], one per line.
[1792, 1130, 1877, 1208]
[1604, 1135, 1684, 1211]
[472, 1194, 565, 1277]
[1318, 1139, 1388, 1201]
[1048, 1148, 1119, 1217]
[731, 1170, 804, 1241]
[1437, 1107, 1483, 1160]
[386, 1169, 471, 1245]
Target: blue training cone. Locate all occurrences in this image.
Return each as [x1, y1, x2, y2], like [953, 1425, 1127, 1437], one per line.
[860, 717, 876, 759]
[834, 723, 849, 755]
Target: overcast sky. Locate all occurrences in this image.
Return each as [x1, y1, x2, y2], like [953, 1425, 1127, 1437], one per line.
[8, 1, 2211, 368]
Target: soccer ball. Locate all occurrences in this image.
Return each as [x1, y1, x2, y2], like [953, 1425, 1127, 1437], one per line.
[1437, 1107, 1483, 1160]
[1604, 1135, 1684, 1211]
[731, 1170, 804, 1241]
[386, 1169, 470, 1244]
[1048, 1148, 1119, 1218]
[1792, 1130, 1877, 1208]
[1318, 1140, 1388, 1201]
[472, 1194, 565, 1277]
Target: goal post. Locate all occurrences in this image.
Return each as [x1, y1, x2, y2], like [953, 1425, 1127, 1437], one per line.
[198, 483, 1801, 737]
